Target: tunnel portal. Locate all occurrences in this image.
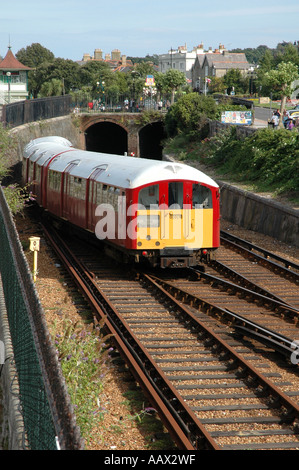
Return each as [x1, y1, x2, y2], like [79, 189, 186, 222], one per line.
[139, 122, 166, 160]
[83, 116, 166, 160]
[85, 122, 128, 155]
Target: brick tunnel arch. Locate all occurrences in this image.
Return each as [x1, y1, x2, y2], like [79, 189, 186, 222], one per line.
[139, 121, 166, 160]
[85, 121, 128, 155]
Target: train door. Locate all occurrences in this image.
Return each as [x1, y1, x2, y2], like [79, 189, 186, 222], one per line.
[87, 165, 108, 230]
[160, 181, 186, 247]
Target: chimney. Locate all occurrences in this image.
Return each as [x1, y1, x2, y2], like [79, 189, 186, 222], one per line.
[94, 49, 103, 60]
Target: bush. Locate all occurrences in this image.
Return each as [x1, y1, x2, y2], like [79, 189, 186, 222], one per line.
[165, 93, 217, 137]
[207, 127, 299, 195]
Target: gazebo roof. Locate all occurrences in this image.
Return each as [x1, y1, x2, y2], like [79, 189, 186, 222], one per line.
[0, 47, 32, 71]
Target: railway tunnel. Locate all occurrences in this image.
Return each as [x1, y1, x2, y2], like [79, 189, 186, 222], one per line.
[139, 121, 166, 160]
[85, 122, 128, 155]
[84, 119, 166, 159]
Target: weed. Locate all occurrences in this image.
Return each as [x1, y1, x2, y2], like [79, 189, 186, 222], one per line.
[53, 318, 113, 440]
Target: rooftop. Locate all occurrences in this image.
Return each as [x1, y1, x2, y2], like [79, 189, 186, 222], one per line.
[0, 47, 32, 71]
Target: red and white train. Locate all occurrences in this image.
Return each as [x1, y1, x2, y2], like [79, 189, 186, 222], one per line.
[22, 136, 220, 268]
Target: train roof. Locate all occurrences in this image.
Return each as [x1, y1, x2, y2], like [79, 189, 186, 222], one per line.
[24, 138, 219, 189]
[23, 136, 73, 159]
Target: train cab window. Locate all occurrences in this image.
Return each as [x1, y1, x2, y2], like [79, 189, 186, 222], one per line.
[138, 184, 159, 209]
[168, 182, 183, 209]
[192, 184, 212, 208]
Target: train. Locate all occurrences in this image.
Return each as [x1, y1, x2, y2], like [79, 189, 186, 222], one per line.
[22, 136, 220, 268]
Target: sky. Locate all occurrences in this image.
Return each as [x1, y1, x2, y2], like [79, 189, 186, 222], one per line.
[1, 0, 299, 61]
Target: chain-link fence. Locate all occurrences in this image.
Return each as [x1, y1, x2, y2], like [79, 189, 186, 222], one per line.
[0, 188, 83, 449]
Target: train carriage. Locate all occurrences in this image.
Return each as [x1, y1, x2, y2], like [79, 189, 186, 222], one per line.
[23, 136, 220, 268]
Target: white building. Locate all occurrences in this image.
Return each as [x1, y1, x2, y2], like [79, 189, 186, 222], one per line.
[158, 44, 206, 80]
[0, 47, 31, 104]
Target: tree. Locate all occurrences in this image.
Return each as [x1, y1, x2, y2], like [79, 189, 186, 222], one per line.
[256, 49, 275, 97]
[223, 69, 248, 95]
[28, 58, 81, 97]
[40, 78, 64, 97]
[275, 42, 299, 67]
[209, 76, 226, 94]
[264, 61, 299, 120]
[16, 43, 55, 68]
[163, 69, 186, 104]
[165, 93, 217, 136]
[79, 61, 114, 99]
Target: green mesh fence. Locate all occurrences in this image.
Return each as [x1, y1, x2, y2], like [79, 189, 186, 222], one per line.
[0, 188, 83, 450]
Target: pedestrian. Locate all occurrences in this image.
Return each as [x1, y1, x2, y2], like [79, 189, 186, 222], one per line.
[282, 110, 290, 128]
[287, 119, 295, 130]
[271, 111, 279, 129]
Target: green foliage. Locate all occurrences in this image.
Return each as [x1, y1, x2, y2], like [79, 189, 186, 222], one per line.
[54, 319, 113, 439]
[0, 124, 29, 215]
[223, 69, 248, 95]
[264, 61, 299, 97]
[16, 43, 55, 68]
[165, 93, 217, 137]
[205, 127, 299, 195]
[164, 123, 298, 198]
[2, 184, 30, 215]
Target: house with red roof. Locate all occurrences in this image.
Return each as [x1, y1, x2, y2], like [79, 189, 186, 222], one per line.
[0, 47, 32, 104]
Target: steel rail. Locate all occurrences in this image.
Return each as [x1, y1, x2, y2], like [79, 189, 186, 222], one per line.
[220, 231, 299, 281]
[41, 224, 220, 450]
[149, 274, 299, 361]
[143, 273, 299, 422]
[191, 267, 299, 323]
[205, 260, 295, 307]
[221, 230, 299, 272]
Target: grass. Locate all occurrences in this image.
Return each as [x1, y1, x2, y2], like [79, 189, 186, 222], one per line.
[163, 131, 299, 207]
[52, 318, 113, 440]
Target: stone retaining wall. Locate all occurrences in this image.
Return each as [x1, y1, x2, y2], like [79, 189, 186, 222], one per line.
[218, 181, 298, 248]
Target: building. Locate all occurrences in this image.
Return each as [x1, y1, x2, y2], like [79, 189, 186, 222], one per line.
[80, 48, 133, 71]
[191, 45, 251, 93]
[158, 43, 251, 92]
[0, 47, 32, 104]
[158, 44, 205, 80]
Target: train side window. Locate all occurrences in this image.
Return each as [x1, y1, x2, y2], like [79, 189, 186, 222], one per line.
[96, 183, 102, 205]
[192, 184, 212, 208]
[48, 170, 61, 191]
[73, 177, 86, 200]
[108, 186, 115, 206]
[102, 184, 108, 204]
[138, 184, 159, 209]
[114, 188, 120, 210]
[35, 165, 41, 183]
[168, 182, 183, 209]
[29, 161, 34, 181]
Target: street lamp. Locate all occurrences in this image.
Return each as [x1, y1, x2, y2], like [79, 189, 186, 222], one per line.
[96, 80, 105, 109]
[6, 71, 11, 103]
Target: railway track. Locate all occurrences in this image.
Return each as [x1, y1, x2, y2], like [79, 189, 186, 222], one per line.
[41, 223, 299, 450]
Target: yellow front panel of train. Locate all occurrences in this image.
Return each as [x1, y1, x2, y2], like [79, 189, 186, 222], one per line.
[136, 209, 213, 249]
